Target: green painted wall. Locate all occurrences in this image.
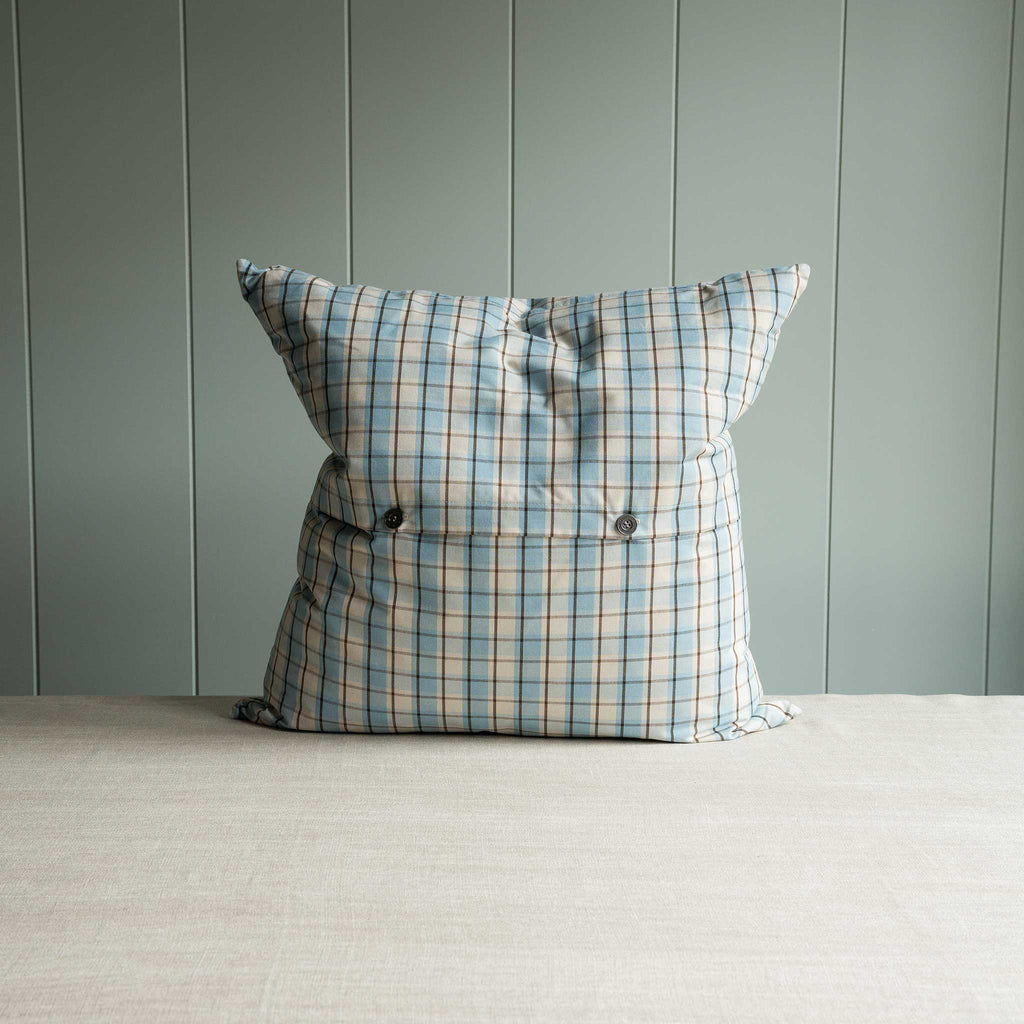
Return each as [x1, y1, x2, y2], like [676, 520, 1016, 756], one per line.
[2, 0, 1019, 697]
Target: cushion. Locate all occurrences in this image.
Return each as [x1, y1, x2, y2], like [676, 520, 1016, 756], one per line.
[232, 258, 810, 740]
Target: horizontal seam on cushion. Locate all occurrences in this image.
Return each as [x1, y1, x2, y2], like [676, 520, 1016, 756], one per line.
[303, 509, 742, 537]
[307, 508, 742, 527]
[380, 530, 738, 538]
[329, 501, 728, 514]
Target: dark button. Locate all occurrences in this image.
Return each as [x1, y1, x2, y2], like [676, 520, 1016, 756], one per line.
[615, 513, 637, 537]
[382, 507, 405, 530]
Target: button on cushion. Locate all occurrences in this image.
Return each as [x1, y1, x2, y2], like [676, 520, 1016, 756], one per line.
[615, 513, 637, 536]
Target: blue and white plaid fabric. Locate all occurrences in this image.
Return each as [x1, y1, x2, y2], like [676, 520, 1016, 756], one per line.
[233, 258, 809, 740]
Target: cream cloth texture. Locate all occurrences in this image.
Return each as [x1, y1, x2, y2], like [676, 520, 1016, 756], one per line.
[1, 693, 1022, 1023]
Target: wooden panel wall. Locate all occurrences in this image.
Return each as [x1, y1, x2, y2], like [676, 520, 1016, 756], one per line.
[674, 0, 844, 696]
[1, 0, 1020, 698]
[350, 0, 509, 295]
[16, 0, 194, 695]
[513, 0, 676, 296]
[828, 0, 1013, 694]
[186, 0, 349, 698]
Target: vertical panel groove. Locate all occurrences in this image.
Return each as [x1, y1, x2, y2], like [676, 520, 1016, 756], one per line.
[669, 0, 679, 284]
[984, 0, 1017, 697]
[12, 0, 38, 697]
[508, 0, 515, 295]
[179, 0, 198, 697]
[823, 0, 848, 695]
[345, 0, 353, 285]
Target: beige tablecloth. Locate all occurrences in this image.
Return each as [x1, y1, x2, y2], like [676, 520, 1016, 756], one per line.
[1, 694, 1022, 1023]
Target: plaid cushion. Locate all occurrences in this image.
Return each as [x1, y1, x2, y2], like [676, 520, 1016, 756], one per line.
[233, 258, 810, 740]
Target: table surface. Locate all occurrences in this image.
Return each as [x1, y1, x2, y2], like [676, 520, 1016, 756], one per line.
[1, 693, 1022, 1023]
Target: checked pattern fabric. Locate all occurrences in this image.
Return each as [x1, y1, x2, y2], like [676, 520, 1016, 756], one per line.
[233, 258, 809, 741]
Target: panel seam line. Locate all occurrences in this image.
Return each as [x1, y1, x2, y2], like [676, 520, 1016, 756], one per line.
[669, 0, 680, 284]
[507, 0, 515, 296]
[345, 0, 354, 286]
[823, 0, 848, 695]
[178, 0, 198, 697]
[983, 0, 1016, 697]
[12, 0, 38, 697]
